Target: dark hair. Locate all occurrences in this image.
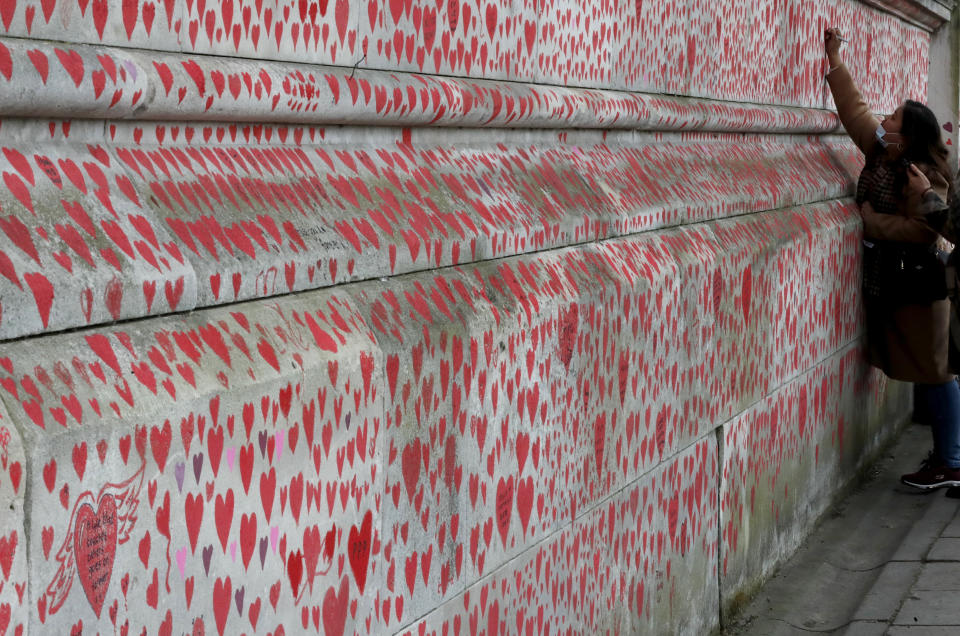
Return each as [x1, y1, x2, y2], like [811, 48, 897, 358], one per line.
[894, 100, 952, 196]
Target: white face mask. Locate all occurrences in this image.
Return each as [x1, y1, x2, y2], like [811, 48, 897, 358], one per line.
[875, 124, 890, 148]
[876, 124, 904, 151]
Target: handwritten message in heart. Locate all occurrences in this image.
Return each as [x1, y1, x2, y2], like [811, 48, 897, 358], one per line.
[72, 496, 119, 617]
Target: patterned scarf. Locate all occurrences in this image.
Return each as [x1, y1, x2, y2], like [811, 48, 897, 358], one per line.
[856, 154, 901, 216]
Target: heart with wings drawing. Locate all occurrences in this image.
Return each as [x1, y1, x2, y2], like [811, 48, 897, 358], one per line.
[45, 457, 145, 618]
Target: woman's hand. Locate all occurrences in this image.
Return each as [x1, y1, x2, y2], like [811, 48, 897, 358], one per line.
[859, 200, 875, 222]
[906, 163, 932, 198]
[824, 28, 844, 67]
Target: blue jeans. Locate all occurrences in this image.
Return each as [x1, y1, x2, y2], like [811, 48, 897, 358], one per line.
[916, 380, 960, 468]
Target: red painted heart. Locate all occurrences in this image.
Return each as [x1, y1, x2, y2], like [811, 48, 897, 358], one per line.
[73, 495, 119, 617]
[347, 510, 372, 593]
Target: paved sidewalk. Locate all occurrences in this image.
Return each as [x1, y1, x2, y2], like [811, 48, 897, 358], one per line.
[724, 423, 960, 636]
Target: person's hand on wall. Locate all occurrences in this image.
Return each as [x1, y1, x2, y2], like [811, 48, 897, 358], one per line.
[824, 28, 844, 69]
[907, 163, 933, 198]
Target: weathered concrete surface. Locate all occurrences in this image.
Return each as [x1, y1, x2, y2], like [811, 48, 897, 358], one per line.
[0, 400, 27, 636]
[720, 346, 912, 611]
[0, 37, 845, 129]
[396, 436, 720, 636]
[0, 0, 932, 110]
[0, 0, 952, 633]
[4, 289, 382, 635]
[0, 126, 865, 341]
[0, 0, 939, 347]
[0, 199, 903, 634]
[928, 8, 960, 168]
[723, 425, 960, 636]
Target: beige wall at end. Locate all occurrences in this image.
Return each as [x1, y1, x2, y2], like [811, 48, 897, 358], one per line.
[929, 2, 960, 172]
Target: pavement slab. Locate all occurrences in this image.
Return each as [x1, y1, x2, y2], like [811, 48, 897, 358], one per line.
[894, 591, 960, 625]
[734, 616, 840, 636]
[852, 562, 923, 622]
[913, 562, 960, 590]
[890, 496, 960, 562]
[925, 538, 960, 561]
[845, 622, 891, 636]
[724, 423, 960, 636]
[939, 513, 960, 537]
[735, 561, 878, 633]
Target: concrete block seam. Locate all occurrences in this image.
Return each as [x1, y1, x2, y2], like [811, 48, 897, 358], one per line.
[0, 117, 865, 343]
[0, 36, 849, 133]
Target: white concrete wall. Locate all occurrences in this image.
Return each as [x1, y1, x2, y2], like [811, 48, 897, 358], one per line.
[0, 0, 952, 634]
[929, 8, 959, 169]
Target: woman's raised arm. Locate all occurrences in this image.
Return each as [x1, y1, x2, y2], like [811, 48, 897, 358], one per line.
[824, 28, 882, 156]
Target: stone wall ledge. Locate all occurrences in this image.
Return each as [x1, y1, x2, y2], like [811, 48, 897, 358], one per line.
[0, 123, 863, 342]
[0, 37, 844, 133]
[862, 0, 954, 30]
[0, 200, 904, 634]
